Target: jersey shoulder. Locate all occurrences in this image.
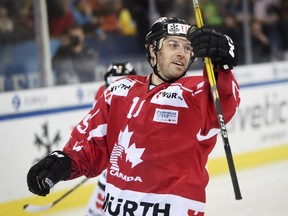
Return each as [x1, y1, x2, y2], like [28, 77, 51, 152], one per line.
[95, 85, 105, 100]
[105, 75, 148, 99]
[111, 75, 148, 86]
[177, 75, 204, 88]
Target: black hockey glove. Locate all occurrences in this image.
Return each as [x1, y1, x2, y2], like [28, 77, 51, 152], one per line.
[187, 27, 238, 70]
[27, 151, 71, 196]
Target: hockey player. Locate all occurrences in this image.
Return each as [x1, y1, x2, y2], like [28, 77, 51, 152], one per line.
[27, 17, 240, 215]
[94, 62, 137, 101]
[87, 62, 137, 216]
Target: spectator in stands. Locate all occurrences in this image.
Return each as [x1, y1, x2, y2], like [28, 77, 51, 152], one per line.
[87, 0, 119, 34]
[250, 18, 272, 63]
[128, 0, 150, 52]
[114, 0, 137, 36]
[47, 0, 75, 38]
[252, 0, 283, 60]
[279, 0, 288, 60]
[0, 4, 13, 34]
[170, 0, 194, 24]
[70, 0, 106, 40]
[155, 0, 174, 17]
[0, 0, 34, 43]
[71, 0, 137, 37]
[223, 0, 248, 25]
[18, 0, 34, 28]
[202, 0, 223, 28]
[52, 24, 98, 85]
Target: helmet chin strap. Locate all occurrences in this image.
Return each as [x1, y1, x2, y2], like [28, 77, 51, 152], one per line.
[152, 64, 173, 83]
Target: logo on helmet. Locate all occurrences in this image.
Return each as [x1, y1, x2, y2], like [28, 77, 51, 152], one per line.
[167, 23, 190, 35]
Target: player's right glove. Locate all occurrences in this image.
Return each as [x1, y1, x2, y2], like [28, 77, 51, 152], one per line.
[187, 27, 239, 70]
[27, 151, 71, 196]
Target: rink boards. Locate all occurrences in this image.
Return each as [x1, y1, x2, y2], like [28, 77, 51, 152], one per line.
[0, 61, 288, 215]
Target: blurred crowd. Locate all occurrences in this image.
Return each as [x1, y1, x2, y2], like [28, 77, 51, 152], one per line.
[1, 0, 288, 60]
[0, 0, 288, 90]
[0, 0, 143, 48]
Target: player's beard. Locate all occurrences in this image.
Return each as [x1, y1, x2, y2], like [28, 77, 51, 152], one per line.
[157, 53, 189, 81]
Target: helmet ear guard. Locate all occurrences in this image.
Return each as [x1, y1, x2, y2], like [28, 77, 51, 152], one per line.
[146, 37, 165, 67]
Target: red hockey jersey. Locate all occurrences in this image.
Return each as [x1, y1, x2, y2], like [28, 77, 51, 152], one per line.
[94, 85, 105, 101]
[63, 69, 240, 215]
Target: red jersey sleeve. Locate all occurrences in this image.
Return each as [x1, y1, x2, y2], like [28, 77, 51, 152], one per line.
[63, 94, 110, 179]
[197, 67, 240, 143]
[95, 85, 105, 101]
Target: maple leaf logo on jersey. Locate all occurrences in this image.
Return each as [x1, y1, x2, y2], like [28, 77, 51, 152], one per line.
[109, 125, 145, 182]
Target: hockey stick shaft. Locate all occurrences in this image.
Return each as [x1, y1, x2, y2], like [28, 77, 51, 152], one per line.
[23, 178, 89, 212]
[51, 178, 89, 206]
[192, 0, 242, 200]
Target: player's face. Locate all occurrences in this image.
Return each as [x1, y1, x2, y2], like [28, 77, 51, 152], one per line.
[157, 36, 192, 81]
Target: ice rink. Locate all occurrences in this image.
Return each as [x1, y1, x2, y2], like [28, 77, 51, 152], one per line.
[206, 161, 288, 215]
[43, 160, 288, 216]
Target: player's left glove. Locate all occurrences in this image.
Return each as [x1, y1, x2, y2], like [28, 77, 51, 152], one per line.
[27, 151, 71, 196]
[187, 27, 238, 70]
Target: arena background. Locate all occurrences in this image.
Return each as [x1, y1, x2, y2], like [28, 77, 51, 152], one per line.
[0, 0, 288, 215]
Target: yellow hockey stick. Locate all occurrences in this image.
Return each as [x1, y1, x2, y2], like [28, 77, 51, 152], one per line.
[192, 0, 242, 200]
